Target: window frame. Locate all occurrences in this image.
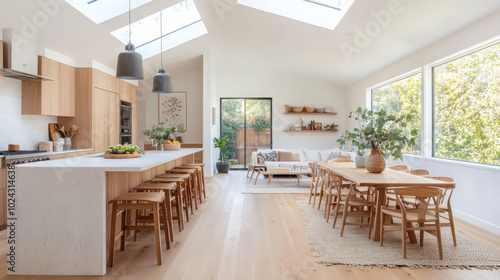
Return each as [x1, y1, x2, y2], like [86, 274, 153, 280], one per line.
[429, 39, 500, 167]
[367, 69, 423, 155]
[365, 35, 500, 171]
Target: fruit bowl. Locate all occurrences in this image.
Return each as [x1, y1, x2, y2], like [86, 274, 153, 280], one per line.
[103, 143, 144, 159]
[163, 141, 181, 151]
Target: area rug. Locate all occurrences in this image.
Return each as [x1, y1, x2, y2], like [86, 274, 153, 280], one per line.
[242, 175, 312, 194]
[297, 201, 500, 269]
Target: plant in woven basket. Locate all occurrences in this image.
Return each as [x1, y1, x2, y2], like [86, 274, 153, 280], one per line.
[338, 107, 418, 166]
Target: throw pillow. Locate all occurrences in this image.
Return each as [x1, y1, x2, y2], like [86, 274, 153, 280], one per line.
[263, 150, 278, 162]
[278, 151, 293, 161]
[291, 153, 300, 161]
[327, 150, 342, 161]
[339, 153, 351, 159]
[303, 150, 322, 162]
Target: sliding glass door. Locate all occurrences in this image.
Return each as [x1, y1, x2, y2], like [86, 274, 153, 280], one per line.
[221, 98, 272, 170]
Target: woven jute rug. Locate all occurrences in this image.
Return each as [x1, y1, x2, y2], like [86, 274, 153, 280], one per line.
[242, 176, 312, 194]
[297, 201, 500, 269]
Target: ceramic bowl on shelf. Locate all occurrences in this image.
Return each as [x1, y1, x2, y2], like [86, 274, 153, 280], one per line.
[304, 107, 315, 113]
[315, 107, 325, 113]
[292, 106, 304, 113]
[325, 107, 333, 113]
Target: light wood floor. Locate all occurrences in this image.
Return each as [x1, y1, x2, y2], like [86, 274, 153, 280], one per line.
[1, 171, 500, 280]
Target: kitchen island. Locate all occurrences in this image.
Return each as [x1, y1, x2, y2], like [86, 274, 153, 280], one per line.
[9, 149, 203, 275]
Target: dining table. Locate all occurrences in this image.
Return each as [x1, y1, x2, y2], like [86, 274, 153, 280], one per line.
[316, 162, 456, 242]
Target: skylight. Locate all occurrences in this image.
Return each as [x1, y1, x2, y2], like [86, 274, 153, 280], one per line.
[110, 0, 208, 60]
[65, 0, 154, 24]
[238, 0, 355, 30]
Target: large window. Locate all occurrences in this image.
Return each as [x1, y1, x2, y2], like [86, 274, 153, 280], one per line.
[433, 43, 500, 166]
[371, 73, 422, 154]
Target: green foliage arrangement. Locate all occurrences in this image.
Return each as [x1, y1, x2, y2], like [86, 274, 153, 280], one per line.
[324, 123, 339, 131]
[142, 122, 185, 144]
[213, 136, 230, 163]
[337, 107, 418, 161]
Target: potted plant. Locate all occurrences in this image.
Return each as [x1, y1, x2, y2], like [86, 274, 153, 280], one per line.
[214, 136, 230, 173]
[143, 122, 185, 150]
[338, 107, 418, 173]
[324, 122, 339, 131]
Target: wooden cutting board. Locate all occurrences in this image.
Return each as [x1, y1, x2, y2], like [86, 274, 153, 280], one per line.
[49, 123, 63, 141]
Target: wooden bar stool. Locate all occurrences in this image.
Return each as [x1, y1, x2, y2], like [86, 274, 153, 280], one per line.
[150, 177, 189, 230]
[167, 167, 201, 206]
[184, 163, 206, 200]
[158, 173, 196, 213]
[172, 166, 203, 203]
[133, 182, 177, 242]
[108, 192, 169, 267]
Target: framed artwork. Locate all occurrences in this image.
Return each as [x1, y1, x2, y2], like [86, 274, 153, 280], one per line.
[158, 92, 187, 131]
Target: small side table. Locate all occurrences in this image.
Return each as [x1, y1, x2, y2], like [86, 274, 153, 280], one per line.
[250, 164, 267, 184]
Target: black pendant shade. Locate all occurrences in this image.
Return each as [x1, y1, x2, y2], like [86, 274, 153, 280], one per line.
[153, 67, 173, 93]
[116, 42, 144, 80]
[116, 0, 144, 80]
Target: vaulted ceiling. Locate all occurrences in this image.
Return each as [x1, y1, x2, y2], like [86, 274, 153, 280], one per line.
[1, 0, 500, 87]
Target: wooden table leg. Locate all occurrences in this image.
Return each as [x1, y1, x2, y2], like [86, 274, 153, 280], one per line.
[372, 188, 385, 241]
[297, 174, 301, 186]
[254, 168, 261, 185]
[407, 222, 417, 243]
[267, 174, 273, 184]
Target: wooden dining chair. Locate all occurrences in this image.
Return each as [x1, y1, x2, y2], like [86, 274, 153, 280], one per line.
[409, 169, 431, 177]
[429, 176, 457, 246]
[385, 165, 412, 207]
[308, 162, 319, 205]
[380, 187, 444, 260]
[388, 165, 410, 172]
[315, 167, 330, 210]
[332, 180, 374, 238]
[328, 158, 353, 163]
[322, 170, 340, 222]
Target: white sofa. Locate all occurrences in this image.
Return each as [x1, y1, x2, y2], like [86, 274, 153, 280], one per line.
[251, 148, 354, 170]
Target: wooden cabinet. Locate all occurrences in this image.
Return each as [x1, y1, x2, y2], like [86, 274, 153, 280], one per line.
[58, 62, 76, 116]
[93, 88, 120, 153]
[93, 69, 118, 94]
[22, 56, 75, 117]
[58, 68, 137, 153]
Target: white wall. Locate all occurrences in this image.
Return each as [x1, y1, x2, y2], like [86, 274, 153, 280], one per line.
[0, 78, 57, 150]
[137, 58, 204, 147]
[345, 11, 500, 235]
[215, 57, 347, 150]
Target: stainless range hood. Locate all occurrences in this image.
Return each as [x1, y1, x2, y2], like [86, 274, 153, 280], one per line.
[2, 29, 53, 81]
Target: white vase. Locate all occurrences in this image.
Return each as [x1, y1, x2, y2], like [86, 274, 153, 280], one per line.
[354, 155, 366, 168]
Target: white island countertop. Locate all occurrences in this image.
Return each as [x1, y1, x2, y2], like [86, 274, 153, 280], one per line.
[16, 148, 203, 172]
[11, 148, 203, 276]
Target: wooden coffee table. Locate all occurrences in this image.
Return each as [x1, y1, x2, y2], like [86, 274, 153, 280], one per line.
[260, 167, 312, 186]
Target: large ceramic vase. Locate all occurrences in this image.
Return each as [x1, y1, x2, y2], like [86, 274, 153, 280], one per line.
[365, 149, 386, 173]
[354, 155, 366, 168]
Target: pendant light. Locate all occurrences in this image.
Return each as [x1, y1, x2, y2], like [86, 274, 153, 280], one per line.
[152, 11, 173, 93]
[116, 0, 144, 80]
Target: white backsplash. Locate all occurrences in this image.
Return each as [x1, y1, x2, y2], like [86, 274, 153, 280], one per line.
[0, 78, 57, 150]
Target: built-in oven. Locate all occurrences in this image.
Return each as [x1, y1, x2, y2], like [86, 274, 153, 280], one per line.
[120, 100, 132, 144]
